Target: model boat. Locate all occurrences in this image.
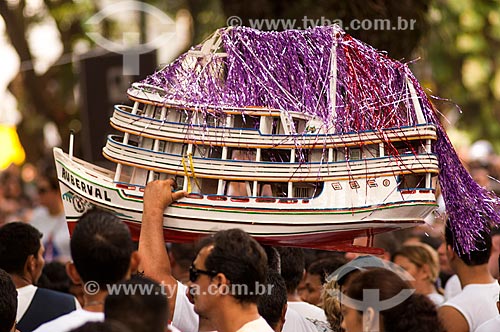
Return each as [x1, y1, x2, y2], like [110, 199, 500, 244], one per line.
[54, 26, 443, 251]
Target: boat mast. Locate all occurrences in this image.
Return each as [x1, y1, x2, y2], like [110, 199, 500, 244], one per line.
[69, 130, 74, 161]
[407, 77, 426, 125]
[329, 29, 338, 125]
[327, 27, 338, 160]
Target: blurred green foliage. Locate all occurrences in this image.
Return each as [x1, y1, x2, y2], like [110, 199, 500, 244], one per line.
[414, 0, 500, 149]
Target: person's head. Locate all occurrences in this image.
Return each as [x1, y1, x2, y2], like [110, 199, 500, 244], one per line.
[0, 222, 44, 283]
[330, 255, 387, 292]
[445, 220, 491, 267]
[0, 268, 17, 332]
[0, 169, 22, 199]
[262, 245, 281, 272]
[322, 277, 343, 332]
[69, 321, 132, 332]
[68, 208, 138, 288]
[189, 229, 267, 317]
[36, 172, 60, 204]
[257, 270, 287, 332]
[392, 243, 440, 293]
[345, 232, 401, 261]
[342, 268, 444, 332]
[276, 247, 305, 294]
[105, 275, 168, 332]
[168, 243, 196, 284]
[302, 256, 347, 305]
[37, 261, 71, 293]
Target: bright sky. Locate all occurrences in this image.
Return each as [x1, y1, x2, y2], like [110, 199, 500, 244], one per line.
[0, 0, 63, 125]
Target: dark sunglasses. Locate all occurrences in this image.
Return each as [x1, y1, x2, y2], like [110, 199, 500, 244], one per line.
[189, 265, 217, 283]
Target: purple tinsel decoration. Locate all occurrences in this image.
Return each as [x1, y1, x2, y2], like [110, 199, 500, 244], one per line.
[141, 26, 500, 253]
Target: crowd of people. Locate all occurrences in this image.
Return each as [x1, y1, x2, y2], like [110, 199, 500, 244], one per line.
[0, 139, 500, 332]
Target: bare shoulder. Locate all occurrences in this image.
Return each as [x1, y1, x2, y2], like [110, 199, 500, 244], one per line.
[438, 305, 469, 332]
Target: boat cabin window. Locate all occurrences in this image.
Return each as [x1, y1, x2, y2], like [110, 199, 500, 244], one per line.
[294, 182, 323, 198]
[228, 148, 256, 161]
[151, 106, 165, 120]
[299, 149, 325, 163]
[193, 146, 223, 159]
[271, 117, 286, 135]
[397, 174, 427, 190]
[162, 142, 186, 155]
[348, 145, 380, 161]
[225, 181, 253, 196]
[205, 112, 225, 127]
[263, 182, 288, 197]
[349, 148, 361, 160]
[233, 114, 260, 129]
[293, 118, 307, 133]
[179, 110, 192, 124]
[200, 178, 218, 194]
[165, 108, 181, 122]
[261, 149, 291, 163]
[336, 148, 346, 161]
[386, 140, 426, 156]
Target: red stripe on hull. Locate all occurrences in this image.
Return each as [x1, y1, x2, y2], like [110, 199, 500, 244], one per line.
[67, 220, 390, 254]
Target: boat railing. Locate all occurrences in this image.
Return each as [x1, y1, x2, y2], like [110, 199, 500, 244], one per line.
[111, 105, 438, 143]
[112, 182, 322, 204]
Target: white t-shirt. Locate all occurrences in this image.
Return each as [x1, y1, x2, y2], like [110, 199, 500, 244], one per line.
[172, 281, 199, 332]
[236, 316, 274, 332]
[427, 292, 444, 306]
[476, 315, 500, 332]
[440, 281, 500, 331]
[16, 285, 81, 322]
[444, 274, 462, 301]
[287, 301, 331, 331]
[30, 207, 71, 262]
[283, 307, 317, 332]
[287, 301, 327, 322]
[33, 309, 104, 332]
[17, 284, 38, 322]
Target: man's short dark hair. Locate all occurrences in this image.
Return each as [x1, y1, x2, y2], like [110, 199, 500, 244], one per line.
[276, 247, 305, 293]
[0, 268, 17, 332]
[308, 256, 348, 284]
[70, 208, 134, 286]
[203, 229, 268, 304]
[105, 275, 168, 332]
[0, 222, 42, 274]
[170, 243, 196, 270]
[445, 219, 491, 266]
[70, 321, 131, 332]
[258, 270, 286, 329]
[37, 262, 72, 293]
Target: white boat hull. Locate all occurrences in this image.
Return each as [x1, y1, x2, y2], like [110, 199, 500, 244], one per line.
[54, 148, 436, 251]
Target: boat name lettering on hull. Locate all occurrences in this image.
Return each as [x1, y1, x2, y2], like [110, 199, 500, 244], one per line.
[61, 167, 111, 202]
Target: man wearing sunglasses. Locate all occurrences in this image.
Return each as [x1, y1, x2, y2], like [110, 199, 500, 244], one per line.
[139, 179, 274, 332]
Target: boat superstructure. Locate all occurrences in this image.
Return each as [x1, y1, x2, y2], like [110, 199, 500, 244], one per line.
[54, 26, 440, 251]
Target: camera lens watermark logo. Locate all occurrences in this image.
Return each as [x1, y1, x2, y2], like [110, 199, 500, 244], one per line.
[85, 0, 176, 75]
[326, 258, 415, 332]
